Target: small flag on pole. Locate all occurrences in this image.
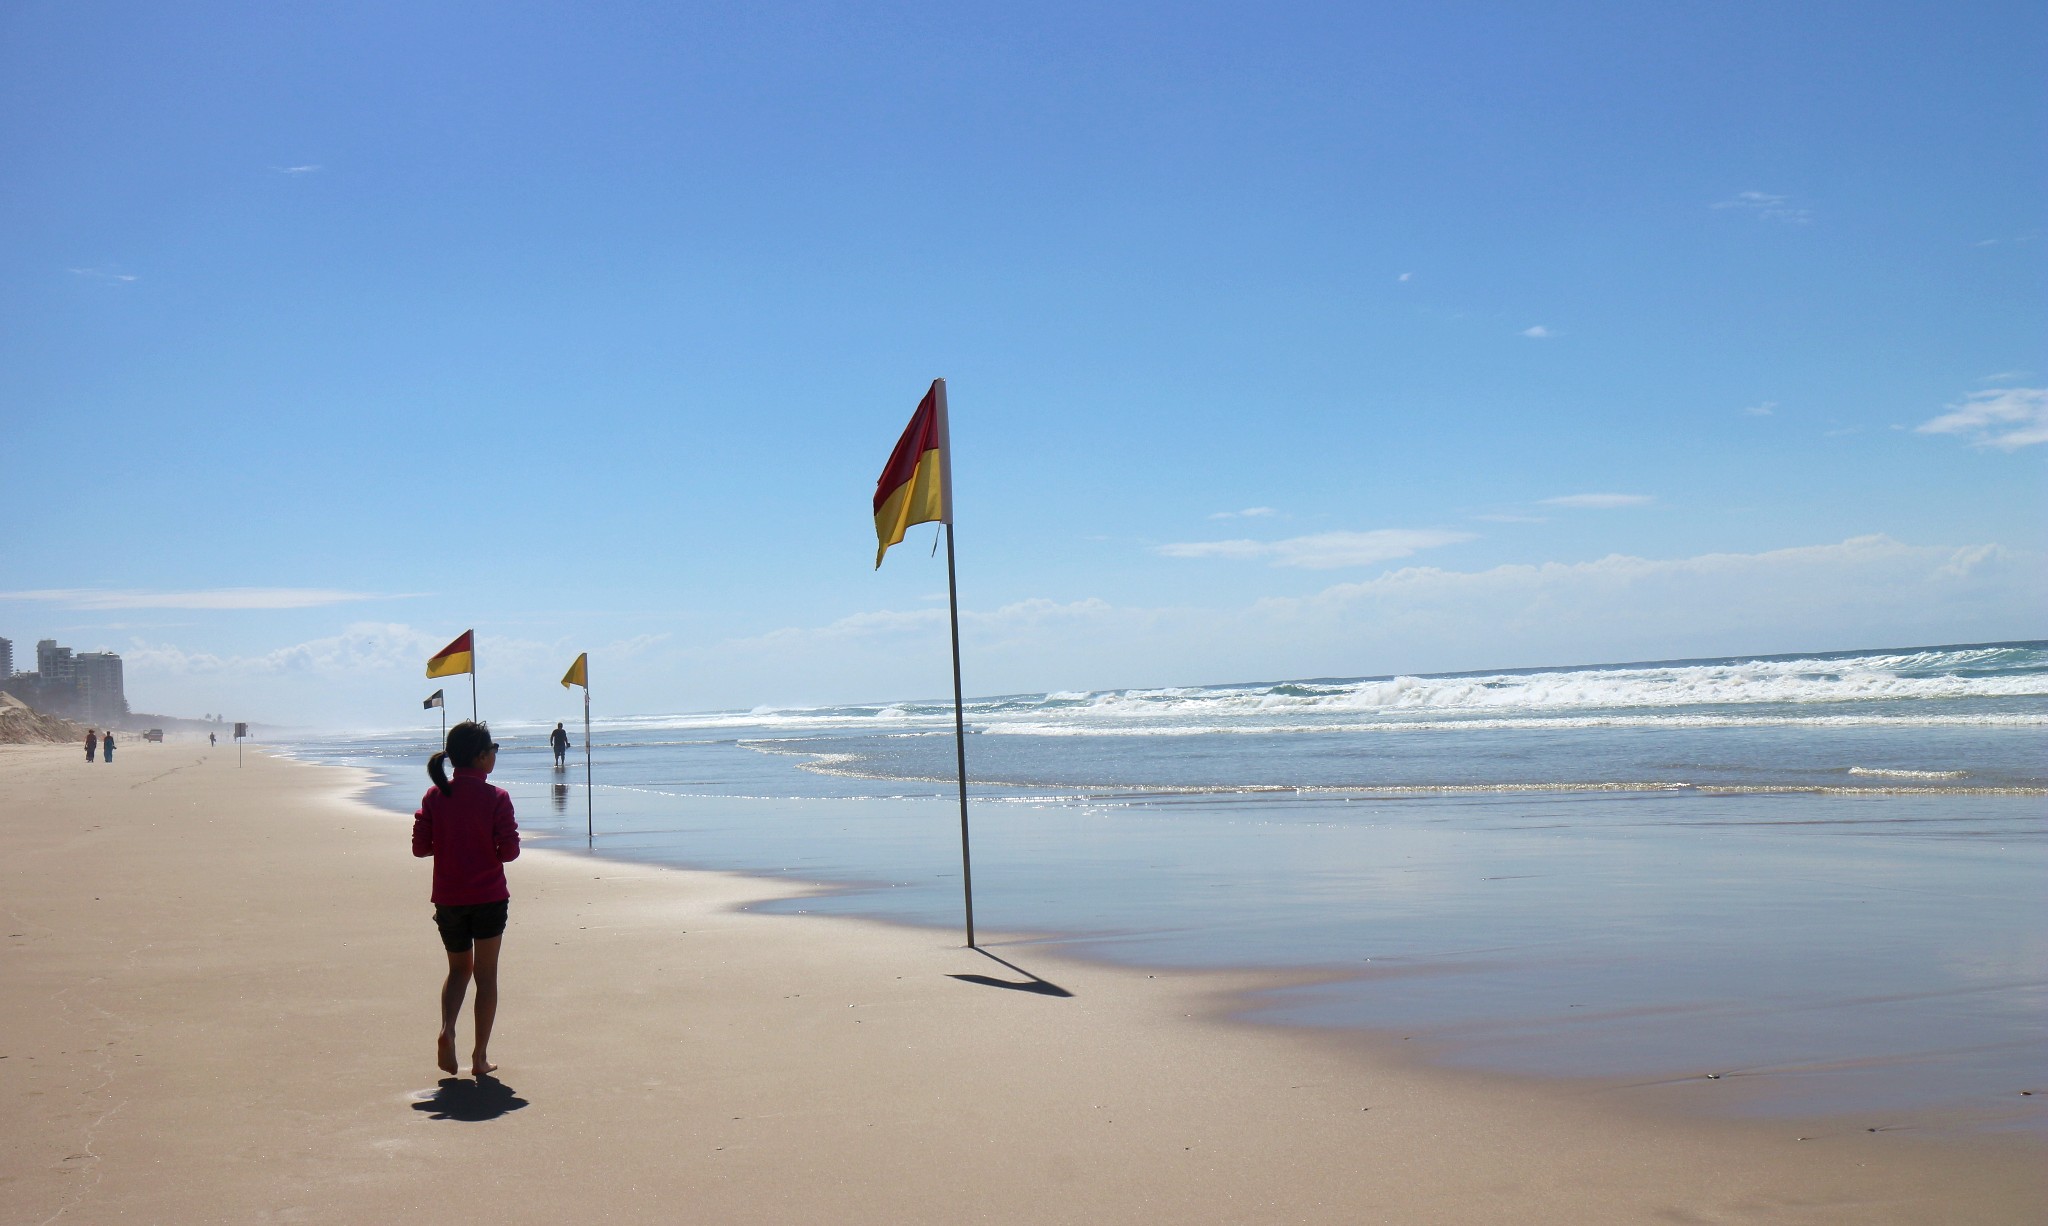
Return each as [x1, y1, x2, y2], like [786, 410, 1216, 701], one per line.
[426, 631, 475, 678]
[560, 652, 595, 844]
[423, 689, 445, 710]
[873, 381, 950, 568]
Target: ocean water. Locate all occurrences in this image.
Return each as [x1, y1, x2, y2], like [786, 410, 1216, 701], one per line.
[285, 641, 2048, 1130]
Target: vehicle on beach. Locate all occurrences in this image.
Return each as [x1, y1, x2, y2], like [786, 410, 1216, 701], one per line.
[144, 729, 164, 742]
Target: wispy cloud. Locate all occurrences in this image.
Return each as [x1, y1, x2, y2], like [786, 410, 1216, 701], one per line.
[1711, 190, 1812, 223]
[1915, 387, 2048, 451]
[1538, 493, 1654, 509]
[68, 267, 138, 283]
[0, 587, 401, 610]
[277, 164, 323, 174]
[1397, 272, 1412, 282]
[1743, 401, 1777, 417]
[125, 622, 445, 677]
[694, 535, 2042, 714]
[1470, 513, 1548, 523]
[1158, 528, 1473, 570]
[599, 632, 672, 659]
[1520, 325, 1555, 339]
[1208, 506, 1279, 520]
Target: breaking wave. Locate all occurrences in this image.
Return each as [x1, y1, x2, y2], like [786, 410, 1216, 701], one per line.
[581, 641, 2048, 736]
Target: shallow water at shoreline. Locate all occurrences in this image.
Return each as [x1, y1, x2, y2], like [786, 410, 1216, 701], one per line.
[288, 642, 2048, 1131]
[304, 736, 2046, 1133]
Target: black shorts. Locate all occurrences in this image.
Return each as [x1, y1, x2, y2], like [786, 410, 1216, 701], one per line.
[433, 900, 509, 952]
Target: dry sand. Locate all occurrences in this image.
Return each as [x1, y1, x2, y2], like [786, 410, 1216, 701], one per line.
[2, 742, 2039, 1224]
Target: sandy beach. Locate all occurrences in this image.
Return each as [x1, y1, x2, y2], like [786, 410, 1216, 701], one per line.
[2, 741, 2039, 1224]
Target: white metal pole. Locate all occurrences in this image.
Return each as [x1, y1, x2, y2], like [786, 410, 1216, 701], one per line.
[583, 685, 593, 845]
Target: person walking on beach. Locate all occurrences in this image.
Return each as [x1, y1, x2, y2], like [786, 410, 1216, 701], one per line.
[412, 720, 520, 1078]
[100, 730, 115, 762]
[209, 731, 216, 747]
[549, 721, 569, 769]
[85, 730, 97, 762]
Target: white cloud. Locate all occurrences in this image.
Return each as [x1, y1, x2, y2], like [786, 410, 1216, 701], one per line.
[1743, 401, 1777, 417]
[117, 535, 2040, 727]
[1208, 506, 1279, 520]
[1520, 325, 1554, 339]
[1470, 513, 1549, 524]
[1158, 528, 1474, 570]
[1538, 493, 1654, 509]
[600, 632, 672, 659]
[1397, 272, 1412, 282]
[1915, 387, 2048, 450]
[0, 587, 396, 610]
[1711, 191, 1812, 223]
[126, 622, 450, 676]
[113, 621, 656, 728]
[1244, 536, 2038, 667]
[690, 535, 2044, 712]
[68, 267, 138, 283]
[278, 164, 323, 174]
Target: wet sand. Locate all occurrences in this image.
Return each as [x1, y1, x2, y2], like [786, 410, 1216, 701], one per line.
[2, 742, 2039, 1223]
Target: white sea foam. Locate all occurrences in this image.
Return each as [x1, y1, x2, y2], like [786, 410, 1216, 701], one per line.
[448, 643, 2048, 739]
[1847, 766, 1970, 779]
[978, 713, 2048, 736]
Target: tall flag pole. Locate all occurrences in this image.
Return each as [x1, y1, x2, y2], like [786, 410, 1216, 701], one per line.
[561, 653, 592, 844]
[424, 688, 446, 743]
[874, 378, 976, 947]
[426, 631, 477, 720]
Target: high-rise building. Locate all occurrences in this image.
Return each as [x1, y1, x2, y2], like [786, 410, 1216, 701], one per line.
[37, 640, 75, 686]
[75, 652, 128, 724]
[0, 637, 12, 679]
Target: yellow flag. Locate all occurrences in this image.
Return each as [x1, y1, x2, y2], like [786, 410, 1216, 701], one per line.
[426, 630, 474, 678]
[872, 380, 949, 567]
[561, 652, 588, 689]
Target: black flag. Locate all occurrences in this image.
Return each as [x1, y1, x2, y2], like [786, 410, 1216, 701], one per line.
[424, 689, 445, 710]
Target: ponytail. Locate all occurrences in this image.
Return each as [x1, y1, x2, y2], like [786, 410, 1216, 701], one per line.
[430, 720, 494, 795]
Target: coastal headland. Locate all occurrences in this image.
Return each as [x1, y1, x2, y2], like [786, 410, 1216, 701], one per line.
[2, 743, 2039, 1223]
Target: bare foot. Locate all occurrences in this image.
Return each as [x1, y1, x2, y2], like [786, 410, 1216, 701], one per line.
[472, 1055, 498, 1077]
[436, 1032, 459, 1075]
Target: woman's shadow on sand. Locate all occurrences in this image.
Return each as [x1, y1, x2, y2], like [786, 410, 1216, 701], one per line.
[410, 1074, 529, 1122]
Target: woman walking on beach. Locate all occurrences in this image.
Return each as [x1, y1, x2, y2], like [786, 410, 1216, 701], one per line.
[85, 730, 97, 762]
[100, 731, 114, 762]
[412, 721, 520, 1077]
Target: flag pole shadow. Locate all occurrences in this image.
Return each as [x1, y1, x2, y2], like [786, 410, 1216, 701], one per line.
[947, 948, 1073, 998]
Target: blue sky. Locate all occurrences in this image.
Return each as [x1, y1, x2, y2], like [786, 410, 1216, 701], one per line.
[2, 1, 2041, 728]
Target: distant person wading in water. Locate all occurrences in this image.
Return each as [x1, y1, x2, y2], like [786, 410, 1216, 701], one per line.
[412, 721, 521, 1077]
[550, 721, 569, 769]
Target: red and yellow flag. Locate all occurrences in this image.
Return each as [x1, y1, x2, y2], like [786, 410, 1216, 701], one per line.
[426, 630, 475, 679]
[873, 379, 950, 567]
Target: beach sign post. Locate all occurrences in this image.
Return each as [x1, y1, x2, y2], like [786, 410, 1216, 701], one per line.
[426, 630, 477, 720]
[233, 721, 247, 767]
[561, 653, 593, 844]
[874, 378, 977, 947]
[424, 688, 446, 743]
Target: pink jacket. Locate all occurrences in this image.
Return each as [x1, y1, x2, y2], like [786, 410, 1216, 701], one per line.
[412, 768, 520, 905]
